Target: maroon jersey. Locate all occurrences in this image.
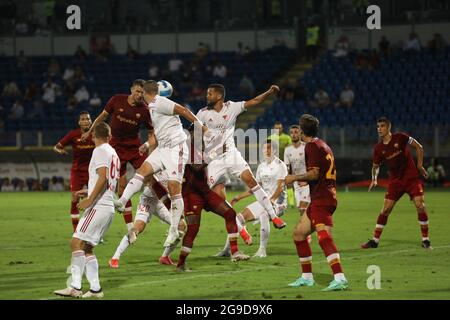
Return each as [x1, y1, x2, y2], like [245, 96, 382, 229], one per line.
[373, 132, 418, 181]
[182, 140, 209, 196]
[58, 128, 95, 172]
[305, 138, 337, 207]
[104, 94, 153, 147]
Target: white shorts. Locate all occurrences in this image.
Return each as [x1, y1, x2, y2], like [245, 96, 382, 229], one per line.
[294, 183, 311, 207]
[246, 200, 287, 220]
[135, 188, 171, 225]
[73, 205, 114, 246]
[206, 149, 250, 188]
[145, 142, 189, 183]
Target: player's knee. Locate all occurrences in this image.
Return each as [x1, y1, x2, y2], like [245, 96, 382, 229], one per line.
[414, 200, 425, 211]
[317, 227, 332, 243]
[292, 225, 307, 241]
[186, 213, 201, 226]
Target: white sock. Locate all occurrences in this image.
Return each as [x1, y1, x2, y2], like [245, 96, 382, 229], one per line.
[252, 185, 277, 220]
[259, 212, 270, 248]
[155, 201, 171, 225]
[334, 273, 347, 282]
[301, 273, 314, 280]
[236, 214, 245, 232]
[85, 255, 101, 292]
[112, 235, 130, 259]
[170, 194, 184, 232]
[222, 238, 231, 252]
[70, 250, 85, 290]
[119, 174, 145, 205]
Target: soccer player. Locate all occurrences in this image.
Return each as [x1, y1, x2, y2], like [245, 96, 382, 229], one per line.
[284, 125, 311, 216]
[361, 117, 431, 249]
[224, 139, 288, 258]
[54, 122, 120, 298]
[81, 79, 156, 231]
[116, 80, 209, 246]
[196, 84, 286, 230]
[176, 126, 250, 271]
[109, 173, 187, 268]
[54, 111, 95, 231]
[285, 114, 348, 291]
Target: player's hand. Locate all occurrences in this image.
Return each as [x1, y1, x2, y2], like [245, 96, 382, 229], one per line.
[77, 197, 93, 210]
[418, 166, 428, 179]
[285, 175, 297, 185]
[269, 85, 280, 95]
[230, 197, 240, 206]
[75, 189, 88, 199]
[54, 147, 68, 155]
[368, 180, 378, 192]
[139, 143, 149, 156]
[80, 131, 91, 141]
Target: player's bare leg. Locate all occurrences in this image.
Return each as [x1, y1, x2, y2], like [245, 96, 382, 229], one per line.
[70, 192, 81, 232]
[289, 213, 315, 287]
[413, 195, 432, 249]
[82, 244, 103, 298]
[361, 198, 396, 249]
[298, 201, 312, 244]
[118, 174, 134, 231]
[239, 169, 286, 229]
[116, 162, 155, 210]
[109, 220, 147, 268]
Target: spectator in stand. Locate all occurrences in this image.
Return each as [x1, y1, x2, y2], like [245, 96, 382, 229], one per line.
[379, 35, 390, 56]
[404, 32, 421, 53]
[213, 61, 227, 78]
[67, 95, 78, 113]
[2, 81, 21, 98]
[427, 158, 446, 187]
[148, 62, 159, 78]
[127, 45, 139, 61]
[74, 85, 90, 104]
[335, 84, 355, 108]
[8, 100, 24, 120]
[16, 50, 29, 70]
[47, 58, 61, 77]
[42, 77, 60, 105]
[239, 74, 255, 98]
[268, 121, 292, 160]
[24, 81, 39, 102]
[62, 65, 75, 82]
[195, 42, 209, 61]
[72, 66, 86, 84]
[49, 176, 64, 191]
[333, 35, 350, 57]
[168, 54, 183, 73]
[89, 92, 102, 109]
[310, 87, 330, 108]
[74, 45, 87, 62]
[188, 81, 205, 102]
[1, 178, 14, 192]
[27, 99, 45, 119]
[356, 51, 369, 70]
[428, 33, 445, 55]
[236, 41, 244, 57]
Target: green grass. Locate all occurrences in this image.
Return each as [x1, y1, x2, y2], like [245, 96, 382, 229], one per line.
[0, 190, 449, 300]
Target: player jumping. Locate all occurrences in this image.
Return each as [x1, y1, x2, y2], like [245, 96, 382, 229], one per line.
[361, 117, 431, 249]
[285, 114, 348, 291]
[54, 111, 95, 232]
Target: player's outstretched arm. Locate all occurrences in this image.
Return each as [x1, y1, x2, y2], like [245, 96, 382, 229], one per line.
[369, 164, 380, 191]
[81, 110, 109, 141]
[231, 190, 253, 206]
[77, 167, 108, 210]
[244, 85, 280, 109]
[53, 143, 68, 155]
[173, 104, 209, 134]
[285, 168, 320, 185]
[409, 138, 428, 178]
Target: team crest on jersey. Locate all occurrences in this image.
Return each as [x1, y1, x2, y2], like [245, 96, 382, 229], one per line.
[136, 113, 141, 118]
[223, 115, 228, 120]
[382, 150, 386, 154]
[119, 108, 124, 112]
[208, 118, 213, 122]
[394, 143, 399, 148]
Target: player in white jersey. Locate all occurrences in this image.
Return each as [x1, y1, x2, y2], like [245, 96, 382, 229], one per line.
[54, 122, 119, 299]
[109, 171, 187, 268]
[284, 125, 311, 215]
[220, 140, 288, 258]
[116, 80, 209, 247]
[197, 84, 286, 230]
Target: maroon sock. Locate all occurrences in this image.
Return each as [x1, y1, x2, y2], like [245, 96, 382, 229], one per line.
[294, 240, 312, 273]
[418, 210, 429, 239]
[318, 230, 343, 275]
[374, 213, 388, 241]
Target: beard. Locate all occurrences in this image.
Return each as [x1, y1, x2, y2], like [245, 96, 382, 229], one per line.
[206, 100, 216, 109]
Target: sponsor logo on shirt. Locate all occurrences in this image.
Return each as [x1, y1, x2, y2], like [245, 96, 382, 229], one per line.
[385, 150, 402, 160]
[136, 113, 141, 118]
[116, 115, 138, 126]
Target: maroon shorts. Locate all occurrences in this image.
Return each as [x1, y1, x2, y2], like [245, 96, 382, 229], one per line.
[306, 204, 336, 228]
[385, 178, 424, 202]
[112, 144, 147, 177]
[70, 170, 89, 192]
[183, 189, 224, 216]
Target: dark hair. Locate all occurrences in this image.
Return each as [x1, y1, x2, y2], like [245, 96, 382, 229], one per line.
[289, 124, 300, 130]
[208, 84, 226, 100]
[264, 138, 278, 151]
[299, 114, 319, 137]
[377, 117, 391, 126]
[143, 80, 158, 94]
[94, 122, 111, 139]
[79, 110, 90, 118]
[132, 79, 145, 88]
[274, 121, 283, 126]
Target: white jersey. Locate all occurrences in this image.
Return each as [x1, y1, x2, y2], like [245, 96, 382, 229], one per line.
[255, 157, 288, 204]
[148, 95, 187, 148]
[284, 142, 307, 176]
[88, 143, 120, 207]
[196, 101, 246, 157]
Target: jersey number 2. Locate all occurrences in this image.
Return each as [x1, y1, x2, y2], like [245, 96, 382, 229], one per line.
[325, 154, 336, 180]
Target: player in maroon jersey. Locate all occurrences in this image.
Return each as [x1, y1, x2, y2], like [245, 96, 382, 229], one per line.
[361, 117, 431, 249]
[81, 79, 166, 231]
[54, 111, 95, 231]
[175, 126, 250, 271]
[285, 114, 348, 291]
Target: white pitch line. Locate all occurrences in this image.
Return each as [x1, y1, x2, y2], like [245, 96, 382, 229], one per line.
[38, 244, 450, 299]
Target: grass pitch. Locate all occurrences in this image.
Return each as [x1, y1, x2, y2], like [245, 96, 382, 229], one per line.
[0, 190, 449, 300]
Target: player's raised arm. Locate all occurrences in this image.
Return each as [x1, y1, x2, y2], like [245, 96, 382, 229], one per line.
[244, 85, 280, 109]
[77, 166, 108, 210]
[173, 104, 209, 134]
[369, 164, 380, 191]
[409, 138, 427, 178]
[81, 110, 109, 141]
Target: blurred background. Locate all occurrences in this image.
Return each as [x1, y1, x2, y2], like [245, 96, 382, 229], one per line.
[0, 0, 448, 191]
